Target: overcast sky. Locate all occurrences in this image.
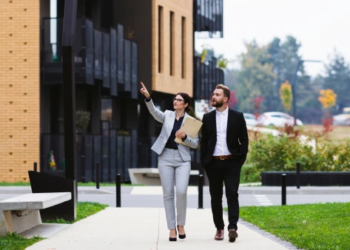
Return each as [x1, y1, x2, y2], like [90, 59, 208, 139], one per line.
[195, 0, 349, 77]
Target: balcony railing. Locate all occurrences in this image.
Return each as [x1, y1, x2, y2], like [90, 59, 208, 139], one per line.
[193, 56, 225, 100]
[41, 18, 138, 99]
[194, 0, 223, 37]
[41, 133, 201, 183]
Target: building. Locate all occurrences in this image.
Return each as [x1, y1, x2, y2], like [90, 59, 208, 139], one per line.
[0, 0, 224, 183]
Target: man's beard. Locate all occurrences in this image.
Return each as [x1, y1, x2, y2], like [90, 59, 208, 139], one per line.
[212, 99, 224, 108]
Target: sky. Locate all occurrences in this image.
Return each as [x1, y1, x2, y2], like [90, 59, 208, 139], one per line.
[195, 0, 349, 77]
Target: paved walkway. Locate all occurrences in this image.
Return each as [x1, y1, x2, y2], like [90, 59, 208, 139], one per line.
[27, 208, 291, 250]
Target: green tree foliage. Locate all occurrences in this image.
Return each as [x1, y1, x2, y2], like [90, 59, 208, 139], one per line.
[235, 41, 276, 112]
[323, 51, 350, 111]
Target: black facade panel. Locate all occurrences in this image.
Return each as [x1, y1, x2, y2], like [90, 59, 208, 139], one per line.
[94, 30, 103, 79]
[131, 42, 138, 99]
[110, 28, 117, 96]
[85, 19, 94, 84]
[103, 32, 110, 88]
[117, 24, 124, 83]
[124, 40, 131, 91]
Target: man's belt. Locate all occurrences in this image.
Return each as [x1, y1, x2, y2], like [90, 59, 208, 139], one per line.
[213, 155, 234, 160]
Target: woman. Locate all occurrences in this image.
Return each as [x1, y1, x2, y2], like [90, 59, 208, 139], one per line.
[140, 82, 199, 241]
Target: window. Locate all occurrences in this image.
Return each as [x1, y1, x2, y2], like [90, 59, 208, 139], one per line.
[158, 6, 163, 73]
[181, 17, 186, 79]
[170, 11, 174, 76]
[101, 99, 112, 121]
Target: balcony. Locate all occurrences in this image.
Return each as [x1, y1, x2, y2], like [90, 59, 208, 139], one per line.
[41, 18, 138, 98]
[194, 0, 223, 38]
[193, 56, 225, 100]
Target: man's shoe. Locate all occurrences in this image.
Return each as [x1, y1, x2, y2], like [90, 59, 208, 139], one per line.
[228, 229, 238, 242]
[214, 229, 224, 240]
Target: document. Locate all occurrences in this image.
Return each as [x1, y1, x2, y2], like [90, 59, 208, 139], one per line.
[174, 117, 203, 145]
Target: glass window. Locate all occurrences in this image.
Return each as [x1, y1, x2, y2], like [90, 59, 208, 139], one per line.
[101, 99, 112, 121]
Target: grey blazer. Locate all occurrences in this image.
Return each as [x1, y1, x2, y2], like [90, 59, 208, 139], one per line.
[145, 99, 199, 162]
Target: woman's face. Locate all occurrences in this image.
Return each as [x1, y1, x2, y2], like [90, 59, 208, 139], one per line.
[173, 95, 188, 111]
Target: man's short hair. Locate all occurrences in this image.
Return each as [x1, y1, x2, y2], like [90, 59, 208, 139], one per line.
[215, 84, 230, 101]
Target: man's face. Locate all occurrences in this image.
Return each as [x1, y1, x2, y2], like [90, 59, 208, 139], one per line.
[211, 89, 226, 108]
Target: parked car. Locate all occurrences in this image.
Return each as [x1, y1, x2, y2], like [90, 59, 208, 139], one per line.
[333, 107, 350, 126]
[258, 112, 303, 127]
[243, 113, 258, 126]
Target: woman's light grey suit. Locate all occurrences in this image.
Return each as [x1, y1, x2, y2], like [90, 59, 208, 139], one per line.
[145, 99, 199, 229]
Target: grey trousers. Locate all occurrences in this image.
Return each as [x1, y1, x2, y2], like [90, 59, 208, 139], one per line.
[158, 148, 191, 230]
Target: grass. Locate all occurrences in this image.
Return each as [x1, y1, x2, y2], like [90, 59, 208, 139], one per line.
[0, 202, 108, 250]
[77, 182, 144, 187]
[229, 202, 350, 250]
[44, 202, 108, 224]
[0, 182, 31, 186]
[302, 125, 350, 143]
[0, 182, 144, 187]
[0, 233, 43, 250]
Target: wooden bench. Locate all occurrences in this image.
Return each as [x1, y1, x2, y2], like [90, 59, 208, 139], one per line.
[128, 168, 200, 185]
[0, 192, 71, 236]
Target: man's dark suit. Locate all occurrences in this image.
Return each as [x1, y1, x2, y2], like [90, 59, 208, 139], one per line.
[200, 108, 249, 231]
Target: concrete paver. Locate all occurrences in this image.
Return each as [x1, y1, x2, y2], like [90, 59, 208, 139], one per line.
[27, 208, 289, 250]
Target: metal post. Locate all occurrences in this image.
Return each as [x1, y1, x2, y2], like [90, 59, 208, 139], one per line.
[198, 174, 203, 209]
[34, 162, 37, 172]
[96, 163, 100, 189]
[296, 161, 301, 189]
[62, 0, 78, 180]
[291, 60, 303, 126]
[291, 59, 321, 126]
[116, 174, 121, 207]
[61, 0, 78, 220]
[282, 174, 286, 205]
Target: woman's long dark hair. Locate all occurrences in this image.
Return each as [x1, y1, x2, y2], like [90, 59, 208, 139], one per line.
[176, 92, 192, 113]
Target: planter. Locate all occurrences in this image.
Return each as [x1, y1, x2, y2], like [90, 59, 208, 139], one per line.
[261, 171, 350, 186]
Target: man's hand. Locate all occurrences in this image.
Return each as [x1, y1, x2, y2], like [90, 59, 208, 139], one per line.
[140, 82, 150, 99]
[175, 130, 186, 139]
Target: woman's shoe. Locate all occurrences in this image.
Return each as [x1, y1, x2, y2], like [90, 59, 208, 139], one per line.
[169, 229, 177, 241]
[177, 225, 186, 239]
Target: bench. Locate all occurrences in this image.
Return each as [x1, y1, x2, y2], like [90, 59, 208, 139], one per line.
[128, 168, 200, 185]
[0, 192, 71, 236]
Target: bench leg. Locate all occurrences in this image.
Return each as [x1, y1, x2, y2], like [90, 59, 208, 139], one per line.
[0, 210, 42, 236]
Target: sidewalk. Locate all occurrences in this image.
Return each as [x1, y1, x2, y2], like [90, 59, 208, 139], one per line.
[26, 208, 293, 250]
[1, 186, 349, 195]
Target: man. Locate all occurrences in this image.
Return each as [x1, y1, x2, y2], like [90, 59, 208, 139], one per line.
[200, 84, 249, 242]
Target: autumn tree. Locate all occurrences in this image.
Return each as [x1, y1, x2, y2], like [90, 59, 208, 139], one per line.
[279, 81, 293, 111]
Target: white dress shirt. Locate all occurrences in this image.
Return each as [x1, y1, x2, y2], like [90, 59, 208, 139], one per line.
[213, 107, 231, 156]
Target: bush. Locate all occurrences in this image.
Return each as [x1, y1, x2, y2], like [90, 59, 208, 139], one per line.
[246, 133, 350, 172]
[241, 164, 261, 183]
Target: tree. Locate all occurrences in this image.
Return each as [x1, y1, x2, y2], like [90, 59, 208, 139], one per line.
[279, 81, 293, 111]
[323, 51, 350, 112]
[251, 97, 264, 118]
[267, 36, 311, 112]
[318, 89, 337, 109]
[318, 89, 337, 133]
[235, 41, 276, 112]
[228, 90, 238, 109]
[224, 68, 238, 91]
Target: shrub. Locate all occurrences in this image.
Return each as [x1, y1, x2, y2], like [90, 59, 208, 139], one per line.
[246, 133, 350, 172]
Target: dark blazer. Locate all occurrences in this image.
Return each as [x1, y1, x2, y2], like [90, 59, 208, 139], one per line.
[200, 108, 249, 168]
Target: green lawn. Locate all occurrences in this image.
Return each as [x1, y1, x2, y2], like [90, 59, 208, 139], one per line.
[0, 182, 143, 187]
[233, 203, 350, 250]
[0, 234, 43, 250]
[44, 202, 108, 224]
[0, 202, 108, 250]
